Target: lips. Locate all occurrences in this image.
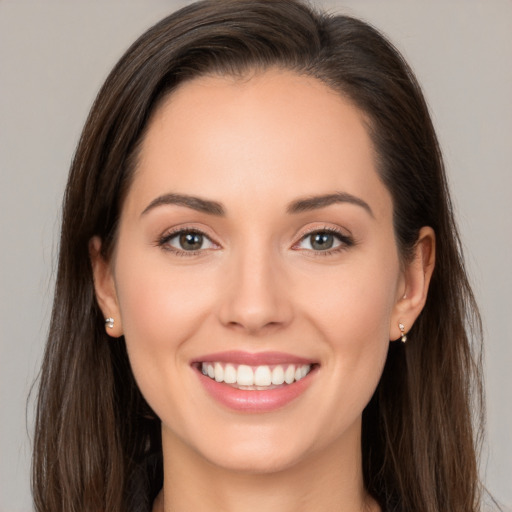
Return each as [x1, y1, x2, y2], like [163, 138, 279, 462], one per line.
[192, 351, 318, 412]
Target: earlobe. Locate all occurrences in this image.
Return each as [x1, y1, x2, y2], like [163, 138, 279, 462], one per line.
[89, 236, 123, 337]
[390, 226, 435, 341]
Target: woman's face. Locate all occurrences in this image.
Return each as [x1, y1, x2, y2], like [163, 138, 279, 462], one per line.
[97, 69, 412, 473]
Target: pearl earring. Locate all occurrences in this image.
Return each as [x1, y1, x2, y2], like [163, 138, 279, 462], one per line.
[105, 317, 115, 329]
[398, 322, 407, 343]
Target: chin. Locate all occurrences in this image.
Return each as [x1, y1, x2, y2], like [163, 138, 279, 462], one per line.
[179, 421, 325, 476]
[201, 444, 309, 475]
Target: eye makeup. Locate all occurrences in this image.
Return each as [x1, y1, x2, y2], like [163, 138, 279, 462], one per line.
[155, 223, 356, 259]
[156, 227, 220, 256]
[292, 226, 355, 256]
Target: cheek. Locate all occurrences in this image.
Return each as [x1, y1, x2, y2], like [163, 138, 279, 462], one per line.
[112, 255, 224, 434]
[303, 258, 399, 397]
[305, 260, 398, 343]
[112, 252, 216, 386]
[116, 236, 215, 327]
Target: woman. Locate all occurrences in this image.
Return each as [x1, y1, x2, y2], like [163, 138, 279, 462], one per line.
[32, 1, 485, 511]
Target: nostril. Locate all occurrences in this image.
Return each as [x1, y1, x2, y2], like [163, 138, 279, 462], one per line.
[217, 266, 294, 333]
[225, 318, 288, 335]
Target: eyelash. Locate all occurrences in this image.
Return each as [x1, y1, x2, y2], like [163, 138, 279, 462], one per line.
[156, 226, 354, 257]
[293, 226, 355, 257]
[157, 228, 217, 257]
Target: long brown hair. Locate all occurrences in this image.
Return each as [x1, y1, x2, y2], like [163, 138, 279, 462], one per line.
[33, 1, 484, 511]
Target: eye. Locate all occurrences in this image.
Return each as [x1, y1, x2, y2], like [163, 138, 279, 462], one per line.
[295, 229, 353, 252]
[160, 229, 217, 253]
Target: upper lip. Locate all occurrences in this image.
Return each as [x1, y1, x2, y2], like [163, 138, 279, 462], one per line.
[191, 350, 317, 366]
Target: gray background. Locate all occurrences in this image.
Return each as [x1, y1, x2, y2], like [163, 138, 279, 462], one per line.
[1, 1, 511, 510]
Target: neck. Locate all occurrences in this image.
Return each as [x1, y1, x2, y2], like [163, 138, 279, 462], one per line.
[156, 420, 379, 512]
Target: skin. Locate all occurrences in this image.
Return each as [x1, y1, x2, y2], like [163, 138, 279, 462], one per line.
[91, 69, 435, 512]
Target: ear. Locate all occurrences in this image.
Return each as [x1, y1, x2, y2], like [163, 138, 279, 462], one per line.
[89, 236, 123, 337]
[390, 226, 435, 340]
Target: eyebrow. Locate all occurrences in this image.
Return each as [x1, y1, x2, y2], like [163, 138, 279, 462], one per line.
[287, 192, 374, 217]
[141, 191, 373, 218]
[141, 193, 225, 217]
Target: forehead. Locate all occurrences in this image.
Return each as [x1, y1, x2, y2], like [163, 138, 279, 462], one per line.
[127, 69, 390, 219]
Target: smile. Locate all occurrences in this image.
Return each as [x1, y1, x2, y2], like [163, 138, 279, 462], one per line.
[201, 362, 312, 389]
[193, 351, 318, 412]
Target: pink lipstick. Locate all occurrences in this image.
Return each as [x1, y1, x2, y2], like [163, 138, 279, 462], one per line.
[192, 351, 318, 412]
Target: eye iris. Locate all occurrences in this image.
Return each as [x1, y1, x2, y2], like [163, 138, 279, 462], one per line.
[179, 232, 203, 250]
[310, 232, 334, 250]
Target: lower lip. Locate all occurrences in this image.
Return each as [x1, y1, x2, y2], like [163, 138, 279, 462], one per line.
[195, 367, 317, 413]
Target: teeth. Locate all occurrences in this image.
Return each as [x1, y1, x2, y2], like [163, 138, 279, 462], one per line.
[271, 366, 285, 385]
[224, 363, 237, 384]
[254, 366, 272, 386]
[284, 365, 295, 384]
[237, 365, 254, 386]
[201, 362, 312, 388]
[214, 362, 224, 382]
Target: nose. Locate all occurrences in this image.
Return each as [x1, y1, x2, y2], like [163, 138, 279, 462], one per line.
[217, 246, 293, 335]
